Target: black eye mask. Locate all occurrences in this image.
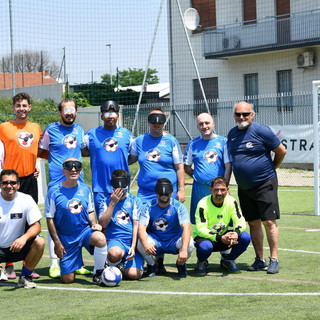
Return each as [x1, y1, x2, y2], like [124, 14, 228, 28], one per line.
[111, 177, 130, 189]
[155, 181, 173, 195]
[148, 113, 166, 124]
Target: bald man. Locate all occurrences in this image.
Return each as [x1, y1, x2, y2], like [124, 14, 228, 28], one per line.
[227, 102, 286, 274]
[184, 113, 231, 224]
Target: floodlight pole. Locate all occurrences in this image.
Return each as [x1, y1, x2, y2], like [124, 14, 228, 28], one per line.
[106, 44, 112, 85]
[8, 0, 15, 96]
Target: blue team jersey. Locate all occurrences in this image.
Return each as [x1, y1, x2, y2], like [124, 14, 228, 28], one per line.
[227, 122, 280, 190]
[101, 193, 142, 246]
[183, 135, 229, 184]
[83, 126, 134, 193]
[131, 132, 182, 194]
[139, 198, 189, 242]
[45, 181, 94, 236]
[39, 122, 84, 186]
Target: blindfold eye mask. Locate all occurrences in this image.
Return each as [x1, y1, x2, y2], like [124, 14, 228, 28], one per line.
[111, 176, 130, 189]
[148, 113, 166, 124]
[63, 160, 82, 171]
[155, 181, 173, 195]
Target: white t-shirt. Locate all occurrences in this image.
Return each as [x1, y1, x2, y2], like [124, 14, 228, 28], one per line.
[0, 192, 42, 247]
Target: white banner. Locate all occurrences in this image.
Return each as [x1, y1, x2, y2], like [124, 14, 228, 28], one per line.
[269, 125, 317, 163]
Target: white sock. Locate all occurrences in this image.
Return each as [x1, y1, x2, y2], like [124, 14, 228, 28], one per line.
[93, 244, 108, 274]
[106, 257, 122, 267]
[48, 233, 59, 267]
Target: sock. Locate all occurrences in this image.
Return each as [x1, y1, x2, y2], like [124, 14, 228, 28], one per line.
[48, 233, 59, 266]
[106, 257, 122, 267]
[21, 266, 33, 277]
[93, 244, 108, 274]
[5, 262, 14, 267]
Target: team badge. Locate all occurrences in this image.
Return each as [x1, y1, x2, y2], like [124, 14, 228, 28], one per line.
[104, 138, 118, 152]
[63, 135, 77, 149]
[211, 221, 226, 233]
[160, 139, 166, 146]
[116, 211, 130, 225]
[68, 199, 83, 214]
[246, 142, 253, 148]
[204, 149, 218, 163]
[154, 218, 168, 231]
[147, 149, 161, 162]
[115, 131, 123, 138]
[17, 132, 33, 148]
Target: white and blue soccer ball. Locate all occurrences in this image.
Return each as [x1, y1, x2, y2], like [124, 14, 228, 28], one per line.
[101, 266, 122, 287]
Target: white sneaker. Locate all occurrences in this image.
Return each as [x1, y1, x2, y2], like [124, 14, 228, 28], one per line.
[18, 275, 37, 289]
[0, 268, 8, 281]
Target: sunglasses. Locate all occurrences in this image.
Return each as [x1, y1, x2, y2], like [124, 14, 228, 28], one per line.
[1, 180, 19, 186]
[234, 112, 252, 117]
[63, 160, 82, 171]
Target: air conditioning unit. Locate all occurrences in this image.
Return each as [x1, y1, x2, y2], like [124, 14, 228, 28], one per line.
[297, 52, 315, 68]
[222, 36, 240, 50]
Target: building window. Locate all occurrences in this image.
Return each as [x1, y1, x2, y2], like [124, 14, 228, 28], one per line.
[244, 73, 259, 111]
[277, 70, 293, 112]
[243, 0, 257, 25]
[193, 77, 218, 116]
[192, 0, 216, 33]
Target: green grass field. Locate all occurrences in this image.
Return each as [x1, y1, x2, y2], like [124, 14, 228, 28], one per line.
[1, 182, 319, 320]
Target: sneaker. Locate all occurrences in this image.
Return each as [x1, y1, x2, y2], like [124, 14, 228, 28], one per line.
[156, 257, 166, 275]
[247, 256, 268, 271]
[0, 268, 8, 281]
[221, 260, 241, 273]
[92, 270, 103, 285]
[49, 265, 61, 278]
[5, 265, 16, 279]
[195, 260, 208, 275]
[267, 258, 279, 274]
[17, 275, 36, 289]
[176, 263, 187, 278]
[31, 271, 41, 279]
[76, 266, 92, 275]
[146, 264, 157, 277]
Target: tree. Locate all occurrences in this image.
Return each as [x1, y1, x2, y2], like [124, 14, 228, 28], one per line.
[1, 50, 60, 79]
[101, 68, 159, 87]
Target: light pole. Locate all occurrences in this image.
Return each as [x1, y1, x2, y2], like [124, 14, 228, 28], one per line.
[106, 44, 112, 85]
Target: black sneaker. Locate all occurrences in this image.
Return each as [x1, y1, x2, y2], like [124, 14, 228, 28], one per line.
[221, 260, 241, 273]
[176, 263, 187, 278]
[146, 264, 157, 277]
[247, 256, 268, 271]
[92, 269, 103, 285]
[267, 258, 279, 274]
[156, 257, 166, 275]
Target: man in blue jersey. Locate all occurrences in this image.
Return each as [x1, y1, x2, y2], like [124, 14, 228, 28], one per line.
[82, 101, 134, 214]
[184, 112, 231, 224]
[137, 178, 194, 278]
[45, 158, 108, 284]
[227, 102, 286, 274]
[130, 109, 185, 204]
[97, 169, 144, 281]
[193, 176, 250, 275]
[39, 98, 90, 278]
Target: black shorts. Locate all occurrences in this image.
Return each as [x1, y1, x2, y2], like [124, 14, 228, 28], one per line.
[238, 176, 280, 222]
[0, 237, 35, 263]
[19, 173, 38, 204]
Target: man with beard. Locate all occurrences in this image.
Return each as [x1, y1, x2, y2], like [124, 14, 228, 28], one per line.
[137, 178, 194, 278]
[39, 98, 90, 278]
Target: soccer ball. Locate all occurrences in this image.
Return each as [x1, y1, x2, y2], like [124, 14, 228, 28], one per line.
[101, 266, 122, 287]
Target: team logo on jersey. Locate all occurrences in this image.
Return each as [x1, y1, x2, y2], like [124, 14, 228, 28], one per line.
[246, 142, 253, 148]
[68, 199, 83, 214]
[104, 138, 118, 152]
[204, 149, 218, 163]
[160, 139, 166, 146]
[115, 131, 123, 138]
[124, 200, 132, 209]
[116, 211, 130, 225]
[147, 149, 161, 162]
[211, 221, 226, 234]
[154, 218, 168, 231]
[164, 208, 172, 216]
[63, 135, 77, 149]
[17, 132, 33, 148]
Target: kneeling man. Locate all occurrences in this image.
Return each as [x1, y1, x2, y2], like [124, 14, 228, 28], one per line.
[194, 176, 250, 274]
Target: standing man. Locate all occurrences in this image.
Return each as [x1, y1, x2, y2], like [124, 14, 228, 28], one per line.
[0, 169, 45, 288]
[45, 158, 108, 284]
[193, 177, 250, 275]
[0, 92, 42, 279]
[227, 101, 286, 274]
[38, 98, 90, 278]
[82, 100, 134, 214]
[184, 112, 231, 224]
[137, 178, 194, 278]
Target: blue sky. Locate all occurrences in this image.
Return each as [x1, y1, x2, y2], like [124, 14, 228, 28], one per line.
[0, 0, 169, 84]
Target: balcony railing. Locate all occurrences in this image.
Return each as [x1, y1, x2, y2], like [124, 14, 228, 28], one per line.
[202, 9, 320, 58]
